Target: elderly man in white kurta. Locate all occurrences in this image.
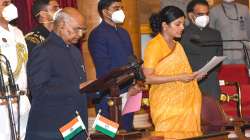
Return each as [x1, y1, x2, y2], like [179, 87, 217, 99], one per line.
[0, 1, 30, 140]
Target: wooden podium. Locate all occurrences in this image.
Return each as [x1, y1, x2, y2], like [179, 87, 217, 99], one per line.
[81, 63, 143, 140]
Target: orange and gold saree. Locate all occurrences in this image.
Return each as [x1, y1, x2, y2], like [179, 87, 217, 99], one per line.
[144, 34, 202, 139]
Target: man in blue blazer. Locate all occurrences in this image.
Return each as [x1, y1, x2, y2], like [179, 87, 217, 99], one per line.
[88, 0, 136, 131]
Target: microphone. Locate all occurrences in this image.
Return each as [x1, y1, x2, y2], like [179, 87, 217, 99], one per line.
[0, 54, 18, 93]
[128, 55, 145, 81]
[190, 34, 250, 68]
[190, 34, 249, 45]
[0, 59, 6, 96]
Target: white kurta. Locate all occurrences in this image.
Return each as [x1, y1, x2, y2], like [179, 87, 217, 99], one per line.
[210, 2, 250, 64]
[0, 24, 30, 140]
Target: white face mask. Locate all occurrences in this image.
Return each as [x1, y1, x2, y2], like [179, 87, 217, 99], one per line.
[52, 8, 62, 21]
[223, 0, 235, 3]
[2, 4, 18, 22]
[111, 9, 125, 24]
[195, 15, 209, 28]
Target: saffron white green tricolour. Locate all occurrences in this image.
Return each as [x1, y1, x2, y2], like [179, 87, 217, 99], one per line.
[59, 115, 86, 140]
[92, 112, 119, 138]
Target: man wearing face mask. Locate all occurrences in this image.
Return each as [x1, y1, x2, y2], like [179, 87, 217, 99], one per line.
[25, 0, 60, 56]
[210, 0, 250, 64]
[180, 0, 223, 100]
[0, 1, 30, 140]
[88, 0, 138, 132]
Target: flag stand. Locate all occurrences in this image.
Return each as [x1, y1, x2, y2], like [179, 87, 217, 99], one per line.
[75, 111, 92, 140]
[81, 63, 143, 140]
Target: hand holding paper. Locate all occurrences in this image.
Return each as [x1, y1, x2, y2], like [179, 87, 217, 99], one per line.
[193, 71, 207, 81]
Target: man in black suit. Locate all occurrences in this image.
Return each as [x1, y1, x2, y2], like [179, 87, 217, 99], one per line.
[25, 7, 89, 140]
[181, 0, 223, 100]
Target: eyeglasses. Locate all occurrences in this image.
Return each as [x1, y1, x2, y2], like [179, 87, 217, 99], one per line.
[65, 21, 87, 37]
[73, 27, 87, 34]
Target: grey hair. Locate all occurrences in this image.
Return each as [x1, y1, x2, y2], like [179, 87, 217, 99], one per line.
[53, 10, 73, 30]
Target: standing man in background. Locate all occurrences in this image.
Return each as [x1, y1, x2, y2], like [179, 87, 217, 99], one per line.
[25, 0, 60, 56]
[210, 0, 250, 64]
[181, 0, 223, 100]
[88, 0, 139, 132]
[25, 0, 60, 101]
[0, 0, 30, 139]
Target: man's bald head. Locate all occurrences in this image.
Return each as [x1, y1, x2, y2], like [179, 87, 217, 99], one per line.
[53, 7, 86, 45]
[54, 7, 84, 28]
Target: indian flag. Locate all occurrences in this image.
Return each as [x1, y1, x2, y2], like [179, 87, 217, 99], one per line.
[59, 115, 86, 140]
[92, 113, 119, 138]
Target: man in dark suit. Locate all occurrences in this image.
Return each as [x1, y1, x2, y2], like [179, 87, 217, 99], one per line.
[181, 0, 223, 100]
[25, 7, 89, 140]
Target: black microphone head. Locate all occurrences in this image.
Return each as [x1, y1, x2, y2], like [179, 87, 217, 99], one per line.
[127, 55, 145, 81]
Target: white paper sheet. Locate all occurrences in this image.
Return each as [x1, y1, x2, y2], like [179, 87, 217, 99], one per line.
[120, 92, 128, 111]
[198, 56, 227, 73]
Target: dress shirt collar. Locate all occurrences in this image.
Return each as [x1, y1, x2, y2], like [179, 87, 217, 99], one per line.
[189, 22, 209, 31]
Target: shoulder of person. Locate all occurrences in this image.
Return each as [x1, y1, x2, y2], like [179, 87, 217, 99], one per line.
[10, 25, 24, 36]
[147, 34, 162, 48]
[206, 26, 221, 34]
[118, 26, 129, 33]
[235, 3, 249, 12]
[25, 31, 44, 45]
[210, 4, 222, 12]
[88, 24, 106, 39]
[29, 41, 48, 57]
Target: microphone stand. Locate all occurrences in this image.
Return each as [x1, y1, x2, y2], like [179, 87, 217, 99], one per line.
[128, 55, 145, 89]
[193, 39, 250, 69]
[0, 54, 20, 140]
[241, 41, 250, 69]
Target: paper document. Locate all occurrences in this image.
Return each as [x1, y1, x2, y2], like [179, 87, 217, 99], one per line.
[122, 92, 142, 115]
[120, 92, 128, 111]
[198, 56, 227, 73]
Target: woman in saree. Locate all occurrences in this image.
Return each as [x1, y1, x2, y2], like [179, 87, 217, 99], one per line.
[143, 6, 205, 139]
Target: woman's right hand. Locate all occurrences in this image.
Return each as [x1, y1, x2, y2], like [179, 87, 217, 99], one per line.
[176, 73, 197, 82]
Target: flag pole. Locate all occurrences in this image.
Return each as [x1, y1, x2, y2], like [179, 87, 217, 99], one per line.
[92, 109, 102, 128]
[75, 111, 91, 140]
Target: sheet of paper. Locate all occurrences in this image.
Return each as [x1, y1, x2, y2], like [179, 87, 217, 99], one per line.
[198, 56, 227, 73]
[122, 92, 142, 115]
[120, 92, 128, 111]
